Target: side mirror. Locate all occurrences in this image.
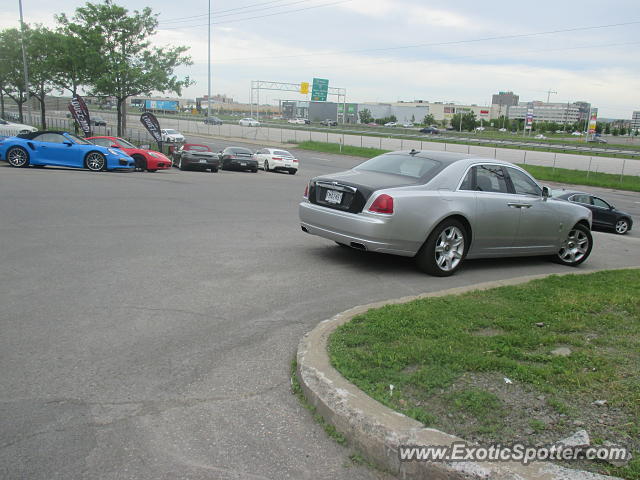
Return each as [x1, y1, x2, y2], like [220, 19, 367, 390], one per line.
[110, 144, 120, 148]
[63, 141, 73, 146]
[609, 204, 616, 210]
[542, 186, 551, 200]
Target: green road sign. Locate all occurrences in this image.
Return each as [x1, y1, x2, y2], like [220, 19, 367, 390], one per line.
[311, 78, 329, 102]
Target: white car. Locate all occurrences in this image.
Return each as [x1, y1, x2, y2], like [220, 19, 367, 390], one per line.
[535, 134, 547, 139]
[402, 122, 414, 128]
[254, 148, 298, 175]
[498, 128, 507, 132]
[0, 118, 37, 135]
[384, 122, 398, 127]
[572, 131, 583, 136]
[288, 118, 309, 125]
[475, 126, 485, 131]
[160, 129, 185, 143]
[239, 118, 260, 127]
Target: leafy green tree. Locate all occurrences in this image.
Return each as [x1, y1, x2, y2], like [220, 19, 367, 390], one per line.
[604, 123, 611, 134]
[0, 28, 30, 122]
[422, 114, 436, 126]
[57, 0, 193, 135]
[27, 26, 59, 129]
[358, 108, 373, 124]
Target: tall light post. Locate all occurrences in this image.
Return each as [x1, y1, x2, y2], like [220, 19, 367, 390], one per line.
[207, 0, 211, 118]
[546, 89, 557, 104]
[18, 0, 31, 124]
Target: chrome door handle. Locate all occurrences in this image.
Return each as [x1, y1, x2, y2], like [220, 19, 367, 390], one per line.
[508, 203, 532, 209]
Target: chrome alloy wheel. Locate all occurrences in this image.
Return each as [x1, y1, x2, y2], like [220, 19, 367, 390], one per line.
[86, 152, 105, 171]
[7, 147, 28, 167]
[434, 226, 465, 272]
[615, 220, 629, 234]
[558, 228, 590, 263]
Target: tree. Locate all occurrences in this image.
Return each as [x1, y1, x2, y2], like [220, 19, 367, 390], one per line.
[451, 112, 477, 131]
[604, 123, 611, 134]
[58, 0, 193, 135]
[422, 114, 436, 126]
[0, 28, 30, 122]
[358, 108, 373, 124]
[27, 26, 58, 129]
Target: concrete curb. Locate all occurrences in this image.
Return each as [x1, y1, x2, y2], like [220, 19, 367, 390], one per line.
[296, 268, 639, 480]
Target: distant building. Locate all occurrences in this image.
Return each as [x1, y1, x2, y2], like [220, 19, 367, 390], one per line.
[360, 101, 491, 124]
[507, 101, 595, 125]
[492, 91, 519, 107]
[632, 111, 640, 131]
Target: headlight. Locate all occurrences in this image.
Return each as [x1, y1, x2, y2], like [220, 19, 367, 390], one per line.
[108, 148, 119, 155]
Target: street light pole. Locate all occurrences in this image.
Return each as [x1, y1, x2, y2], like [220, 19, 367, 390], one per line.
[207, 0, 211, 118]
[18, 0, 31, 125]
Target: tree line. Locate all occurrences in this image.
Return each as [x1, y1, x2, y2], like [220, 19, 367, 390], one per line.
[0, 0, 192, 135]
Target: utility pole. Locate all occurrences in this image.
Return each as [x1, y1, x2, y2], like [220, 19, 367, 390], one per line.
[545, 89, 557, 104]
[18, 0, 31, 125]
[207, 0, 211, 118]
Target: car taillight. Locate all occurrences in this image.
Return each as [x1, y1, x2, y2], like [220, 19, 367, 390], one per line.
[303, 183, 309, 198]
[272, 157, 282, 161]
[368, 194, 394, 214]
[293, 159, 299, 163]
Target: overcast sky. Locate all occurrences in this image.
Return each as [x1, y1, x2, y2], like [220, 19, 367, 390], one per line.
[3, 0, 639, 118]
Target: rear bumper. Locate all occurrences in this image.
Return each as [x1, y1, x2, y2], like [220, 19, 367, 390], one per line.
[269, 159, 298, 171]
[184, 158, 220, 168]
[298, 201, 418, 256]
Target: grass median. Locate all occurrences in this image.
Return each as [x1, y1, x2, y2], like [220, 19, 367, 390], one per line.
[328, 270, 640, 479]
[295, 141, 640, 192]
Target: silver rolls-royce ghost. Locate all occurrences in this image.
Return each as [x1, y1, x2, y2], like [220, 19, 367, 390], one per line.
[299, 150, 593, 276]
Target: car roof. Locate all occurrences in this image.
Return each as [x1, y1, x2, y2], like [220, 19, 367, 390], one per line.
[184, 143, 209, 148]
[17, 130, 68, 139]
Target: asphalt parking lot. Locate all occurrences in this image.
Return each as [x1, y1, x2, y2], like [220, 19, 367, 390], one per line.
[1, 138, 639, 480]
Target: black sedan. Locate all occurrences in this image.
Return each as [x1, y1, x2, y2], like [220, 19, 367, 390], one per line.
[204, 116, 223, 125]
[91, 116, 107, 126]
[420, 126, 440, 134]
[553, 190, 633, 234]
[219, 147, 258, 172]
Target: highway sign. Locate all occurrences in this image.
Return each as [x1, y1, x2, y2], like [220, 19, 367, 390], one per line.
[311, 78, 329, 101]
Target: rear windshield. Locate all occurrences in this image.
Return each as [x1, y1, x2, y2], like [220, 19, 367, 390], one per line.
[187, 145, 210, 152]
[116, 138, 135, 148]
[273, 150, 292, 157]
[164, 129, 178, 134]
[354, 153, 441, 180]
[228, 147, 252, 154]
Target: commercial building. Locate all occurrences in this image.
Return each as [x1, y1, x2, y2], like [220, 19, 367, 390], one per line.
[357, 101, 491, 124]
[507, 101, 594, 125]
[492, 91, 519, 107]
[632, 111, 640, 132]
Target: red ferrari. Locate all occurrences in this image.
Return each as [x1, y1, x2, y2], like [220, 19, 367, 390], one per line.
[87, 136, 172, 172]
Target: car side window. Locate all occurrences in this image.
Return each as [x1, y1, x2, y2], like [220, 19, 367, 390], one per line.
[592, 197, 610, 209]
[92, 138, 111, 147]
[475, 165, 509, 193]
[460, 168, 474, 190]
[36, 133, 67, 144]
[570, 194, 590, 204]
[507, 167, 541, 196]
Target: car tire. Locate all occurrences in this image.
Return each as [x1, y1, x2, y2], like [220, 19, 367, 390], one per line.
[211, 167, 218, 173]
[264, 160, 269, 172]
[551, 223, 593, 266]
[252, 168, 258, 173]
[133, 155, 146, 171]
[615, 218, 630, 235]
[85, 152, 106, 172]
[179, 159, 188, 171]
[6, 146, 30, 168]
[147, 169, 157, 173]
[415, 218, 468, 276]
[288, 169, 297, 175]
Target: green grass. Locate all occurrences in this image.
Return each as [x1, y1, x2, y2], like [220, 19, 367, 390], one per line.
[328, 270, 640, 479]
[295, 140, 640, 192]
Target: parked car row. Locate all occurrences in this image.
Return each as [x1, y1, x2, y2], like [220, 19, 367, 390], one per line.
[171, 144, 299, 175]
[0, 118, 38, 135]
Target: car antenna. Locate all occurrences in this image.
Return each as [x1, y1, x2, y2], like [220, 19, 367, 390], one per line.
[409, 148, 420, 155]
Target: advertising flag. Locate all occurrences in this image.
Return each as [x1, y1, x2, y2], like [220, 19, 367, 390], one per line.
[588, 112, 597, 134]
[140, 112, 162, 144]
[67, 94, 92, 137]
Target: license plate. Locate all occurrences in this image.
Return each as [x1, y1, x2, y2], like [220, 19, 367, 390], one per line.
[199, 159, 207, 163]
[240, 162, 247, 166]
[325, 189, 343, 204]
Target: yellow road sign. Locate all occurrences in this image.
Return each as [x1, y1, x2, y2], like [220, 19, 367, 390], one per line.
[300, 82, 309, 94]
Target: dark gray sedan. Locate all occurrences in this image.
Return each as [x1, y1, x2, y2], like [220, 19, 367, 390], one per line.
[299, 150, 594, 276]
[553, 190, 633, 234]
[173, 143, 220, 172]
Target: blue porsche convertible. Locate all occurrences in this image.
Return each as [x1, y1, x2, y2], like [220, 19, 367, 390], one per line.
[0, 131, 135, 171]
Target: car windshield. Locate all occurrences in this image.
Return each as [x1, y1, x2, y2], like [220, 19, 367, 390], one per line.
[67, 134, 91, 145]
[187, 145, 210, 152]
[355, 153, 441, 179]
[228, 147, 252, 154]
[165, 129, 178, 134]
[116, 138, 136, 148]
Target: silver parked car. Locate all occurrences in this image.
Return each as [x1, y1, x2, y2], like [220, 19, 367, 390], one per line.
[299, 150, 593, 276]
